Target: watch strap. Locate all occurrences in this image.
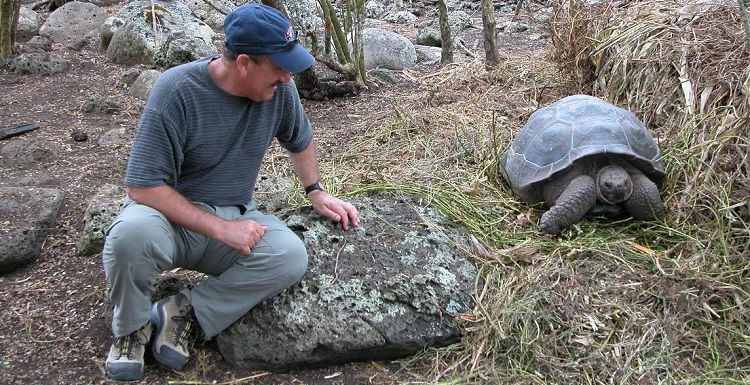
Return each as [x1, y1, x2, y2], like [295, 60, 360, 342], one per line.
[304, 182, 324, 195]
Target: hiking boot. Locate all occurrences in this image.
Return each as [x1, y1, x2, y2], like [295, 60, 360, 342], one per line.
[105, 322, 153, 381]
[151, 288, 193, 371]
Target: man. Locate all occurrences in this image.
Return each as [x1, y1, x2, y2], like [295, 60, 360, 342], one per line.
[102, 3, 359, 381]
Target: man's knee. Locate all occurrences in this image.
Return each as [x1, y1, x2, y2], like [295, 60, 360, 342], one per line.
[106, 214, 164, 250]
[103, 208, 175, 271]
[281, 239, 308, 284]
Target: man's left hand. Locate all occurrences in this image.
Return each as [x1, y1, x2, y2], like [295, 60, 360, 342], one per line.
[308, 190, 360, 230]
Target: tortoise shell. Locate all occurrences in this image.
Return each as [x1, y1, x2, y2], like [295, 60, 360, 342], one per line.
[500, 94, 666, 205]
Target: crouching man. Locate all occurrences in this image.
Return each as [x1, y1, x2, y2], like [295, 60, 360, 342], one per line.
[102, 4, 359, 381]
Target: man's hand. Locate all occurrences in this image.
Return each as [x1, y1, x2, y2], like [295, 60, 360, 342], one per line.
[308, 190, 360, 230]
[218, 219, 268, 255]
[287, 140, 359, 230]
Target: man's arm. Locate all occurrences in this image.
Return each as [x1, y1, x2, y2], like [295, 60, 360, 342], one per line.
[288, 140, 360, 230]
[126, 185, 266, 255]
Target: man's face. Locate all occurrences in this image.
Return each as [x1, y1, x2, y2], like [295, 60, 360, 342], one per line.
[239, 55, 292, 102]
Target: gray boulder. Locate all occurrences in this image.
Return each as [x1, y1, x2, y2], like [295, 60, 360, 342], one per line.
[120, 68, 144, 88]
[98, 128, 131, 148]
[0, 139, 51, 164]
[71, 189, 477, 368]
[39, 2, 108, 45]
[414, 44, 443, 66]
[9, 52, 68, 75]
[384, 11, 418, 24]
[182, 0, 230, 31]
[369, 68, 400, 84]
[9, 35, 67, 74]
[497, 21, 530, 33]
[88, 0, 123, 6]
[217, 194, 476, 369]
[363, 28, 417, 70]
[127, 69, 162, 100]
[16, 7, 40, 43]
[253, 174, 294, 214]
[365, 0, 387, 18]
[0, 187, 64, 273]
[152, 30, 216, 68]
[447, 10, 473, 31]
[105, 0, 217, 66]
[416, 27, 442, 47]
[105, 20, 155, 65]
[21, 35, 52, 53]
[285, 0, 324, 30]
[77, 184, 123, 257]
[81, 95, 122, 114]
[100, 16, 125, 50]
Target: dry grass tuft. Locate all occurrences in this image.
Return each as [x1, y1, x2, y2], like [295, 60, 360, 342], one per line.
[546, 0, 618, 89]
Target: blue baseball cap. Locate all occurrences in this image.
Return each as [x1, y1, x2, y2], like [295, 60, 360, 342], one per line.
[223, 3, 315, 74]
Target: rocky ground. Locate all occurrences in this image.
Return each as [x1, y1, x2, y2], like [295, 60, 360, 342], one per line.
[0, 1, 549, 384]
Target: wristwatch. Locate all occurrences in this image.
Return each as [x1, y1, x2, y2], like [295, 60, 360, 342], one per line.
[305, 182, 324, 195]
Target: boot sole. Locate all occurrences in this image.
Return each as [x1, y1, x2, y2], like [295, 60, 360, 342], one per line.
[106, 364, 143, 381]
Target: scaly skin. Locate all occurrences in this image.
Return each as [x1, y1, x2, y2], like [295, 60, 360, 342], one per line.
[624, 173, 665, 220]
[596, 165, 632, 204]
[541, 175, 598, 234]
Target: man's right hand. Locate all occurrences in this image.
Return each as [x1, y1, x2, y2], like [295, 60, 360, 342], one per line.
[219, 219, 267, 255]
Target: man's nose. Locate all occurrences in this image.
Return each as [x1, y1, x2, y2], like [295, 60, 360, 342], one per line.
[278, 71, 292, 83]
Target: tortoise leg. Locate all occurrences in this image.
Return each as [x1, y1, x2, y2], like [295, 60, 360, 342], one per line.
[623, 173, 665, 220]
[540, 175, 597, 234]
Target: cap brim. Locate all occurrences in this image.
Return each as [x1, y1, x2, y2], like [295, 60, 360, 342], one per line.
[267, 44, 315, 74]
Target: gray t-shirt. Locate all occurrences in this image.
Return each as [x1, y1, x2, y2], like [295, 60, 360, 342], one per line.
[124, 56, 313, 206]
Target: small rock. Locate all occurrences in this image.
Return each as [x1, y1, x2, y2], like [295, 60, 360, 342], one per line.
[71, 130, 88, 141]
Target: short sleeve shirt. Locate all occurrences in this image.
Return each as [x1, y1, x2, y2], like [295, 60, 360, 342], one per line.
[124, 56, 313, 206]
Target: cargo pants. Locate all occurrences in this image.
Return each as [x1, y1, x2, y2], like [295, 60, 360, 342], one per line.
[101, 198, 308, 340]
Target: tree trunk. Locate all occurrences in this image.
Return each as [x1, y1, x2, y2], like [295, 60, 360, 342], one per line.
[437, 0, 453, 64]
[0, 0, 21, 59]
[349, 0, 366, 86]
[481, 0, 500, 69]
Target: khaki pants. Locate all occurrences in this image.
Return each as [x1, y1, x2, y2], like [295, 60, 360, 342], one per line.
[102, 198, 308, 339]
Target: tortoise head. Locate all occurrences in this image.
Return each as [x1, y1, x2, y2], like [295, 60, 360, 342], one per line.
[596, 165, 633, 204]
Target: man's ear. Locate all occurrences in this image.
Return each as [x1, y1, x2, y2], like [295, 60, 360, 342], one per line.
[236, 54, 252, 76]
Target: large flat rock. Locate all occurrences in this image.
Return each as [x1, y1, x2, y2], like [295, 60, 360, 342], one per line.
[217, 194, 477, 370]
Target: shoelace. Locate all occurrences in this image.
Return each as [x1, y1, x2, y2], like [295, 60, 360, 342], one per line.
[169, 305, 194, 349]
[113, 328, 148, 360]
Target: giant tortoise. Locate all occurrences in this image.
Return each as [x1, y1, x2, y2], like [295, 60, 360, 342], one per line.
[500, 94, 666, 234]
